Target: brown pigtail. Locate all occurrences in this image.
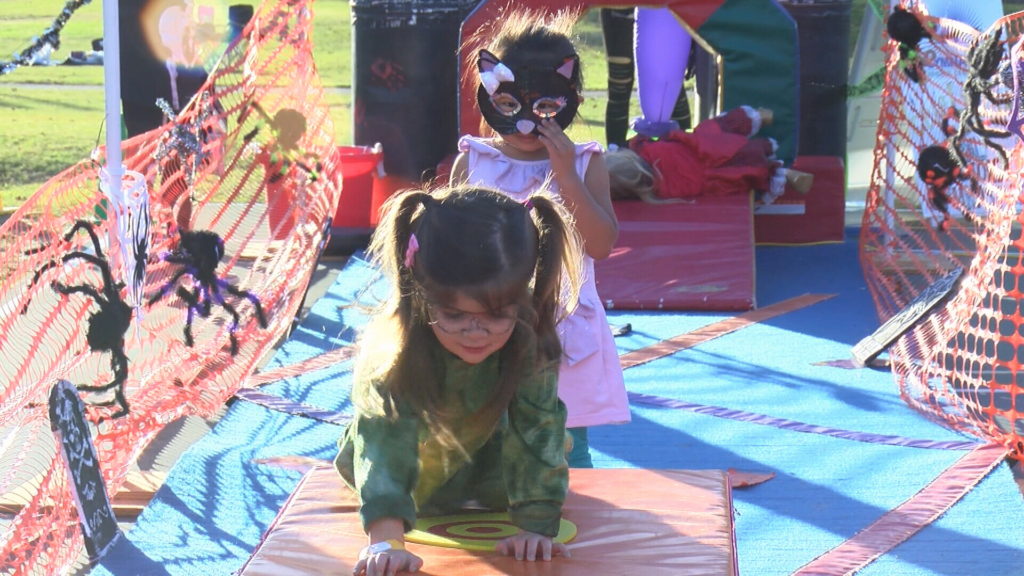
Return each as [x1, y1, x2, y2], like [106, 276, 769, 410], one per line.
[367, 189, 433, 305]
[524, 193, 584, 364]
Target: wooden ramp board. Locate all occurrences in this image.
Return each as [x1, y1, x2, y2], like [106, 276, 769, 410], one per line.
[239, 466, 737, 576]
[595, 196, 755, 311]
[851, 266, 964, 367]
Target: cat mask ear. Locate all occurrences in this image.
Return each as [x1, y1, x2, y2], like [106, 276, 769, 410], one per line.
[555, 56, 577, 81]
[478, 49, 515, 95]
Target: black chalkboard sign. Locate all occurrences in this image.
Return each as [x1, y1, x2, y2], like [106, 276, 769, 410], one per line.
[48, 380, 121, 560]
[851, 266, 964, 367]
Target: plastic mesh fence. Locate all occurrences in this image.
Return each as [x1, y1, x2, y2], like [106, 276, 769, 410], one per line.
[861, 7, 1024, 458]
[0, 0, 341, 573]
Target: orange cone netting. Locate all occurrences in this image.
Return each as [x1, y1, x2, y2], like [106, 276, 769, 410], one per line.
[0, 0, 340, 572]
[861, 9, 1024, 458]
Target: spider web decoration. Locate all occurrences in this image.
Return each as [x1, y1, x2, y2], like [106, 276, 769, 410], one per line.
[153, 91, 216, 196]
[1004, 35, 1024, 141]
[99, 167, 151, 326]
[0, 0, 341, 572]
[860, 7, 1024, 460]
[949, 27, 1011, 169]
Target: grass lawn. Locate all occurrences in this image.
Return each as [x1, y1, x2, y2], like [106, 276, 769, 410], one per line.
[1, 0, 893, 211]
[0, 0, 360, 210]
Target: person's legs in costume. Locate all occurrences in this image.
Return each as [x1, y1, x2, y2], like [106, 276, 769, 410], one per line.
[601, 8, 636, 148]
[567, 427, 593, 468]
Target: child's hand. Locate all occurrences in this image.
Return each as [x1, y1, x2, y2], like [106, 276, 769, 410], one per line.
[353, 546, 423, 576]
[496, 530, 571, 562]
[537, 118, 578, 180]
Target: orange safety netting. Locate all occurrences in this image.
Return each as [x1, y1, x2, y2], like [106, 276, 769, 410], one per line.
[0, 0, 341, 573]
[861, 7, 1024, 458]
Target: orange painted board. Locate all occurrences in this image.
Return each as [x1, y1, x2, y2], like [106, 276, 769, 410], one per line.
[239, 466, 737, 576]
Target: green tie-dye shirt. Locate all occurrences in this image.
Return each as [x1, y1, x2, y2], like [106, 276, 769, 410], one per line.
[335, 341, 569, 537]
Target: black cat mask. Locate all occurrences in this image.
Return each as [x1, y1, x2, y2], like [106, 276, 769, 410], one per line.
[476, 49, 581, 135]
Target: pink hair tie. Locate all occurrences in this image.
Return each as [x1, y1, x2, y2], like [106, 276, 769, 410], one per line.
[404, 234, 420, 268]
[522, 198, 534, 211]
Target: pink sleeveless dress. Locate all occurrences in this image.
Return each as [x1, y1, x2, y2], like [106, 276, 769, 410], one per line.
[458, 136, 631, 428]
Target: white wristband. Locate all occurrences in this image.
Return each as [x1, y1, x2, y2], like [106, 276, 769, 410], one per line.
[360, 539, 404, 558]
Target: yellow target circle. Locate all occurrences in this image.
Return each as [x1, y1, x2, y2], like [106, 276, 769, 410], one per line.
[406, 512, 577, 551]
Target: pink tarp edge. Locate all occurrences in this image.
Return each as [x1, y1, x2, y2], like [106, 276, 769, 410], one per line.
[792, 443, 1009, 575]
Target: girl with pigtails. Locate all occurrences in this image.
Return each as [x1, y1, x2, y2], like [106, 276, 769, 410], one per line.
[336, 184, 585, 575]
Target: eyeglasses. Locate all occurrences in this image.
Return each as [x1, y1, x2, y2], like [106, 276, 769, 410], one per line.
[426, 303, 518, 335]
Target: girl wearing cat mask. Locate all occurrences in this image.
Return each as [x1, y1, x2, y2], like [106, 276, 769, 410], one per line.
[451, 9, 630, 469]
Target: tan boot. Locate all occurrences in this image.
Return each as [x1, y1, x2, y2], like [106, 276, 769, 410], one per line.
[785, 169, 814, 194]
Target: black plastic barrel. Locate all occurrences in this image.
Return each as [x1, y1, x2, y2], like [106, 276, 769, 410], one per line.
[780, 0, 851, 157]
[228, 4, 254, 44]
[119, 0, 209, 137]
[351, 1, 479, 183]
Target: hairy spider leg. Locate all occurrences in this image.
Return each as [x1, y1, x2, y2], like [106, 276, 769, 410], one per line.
[211, 287, 243, 355]
[953, 97, 1010, 167]
[23, 220, 112, 312]
[147, 264, 198, 307]
[953, 29, 1011, 167]
[23, 251, 116, 312]
[218, 280, 269, 355]
[222, 281, 268, 328]
[175, 284, 209, 347]
[64, 219, 106, 251]
[21, 258, 62, 313]
[186, 278, 242, 354]
[173, 280, 240, 355]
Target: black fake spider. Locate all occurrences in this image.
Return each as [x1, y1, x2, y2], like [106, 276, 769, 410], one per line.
[916, 144, 976, 232]
[887, 5, 931, 83]
[22, 220, 133, 418]
[951, 28, 1011, 168]
[148, 229, 268, 355]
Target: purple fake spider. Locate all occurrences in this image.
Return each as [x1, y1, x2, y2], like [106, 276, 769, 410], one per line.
[148, 229, 268, 355]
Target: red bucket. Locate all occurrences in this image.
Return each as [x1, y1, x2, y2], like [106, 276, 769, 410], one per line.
[333, 145, 382, 228]
[370, 173, 416, 226]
